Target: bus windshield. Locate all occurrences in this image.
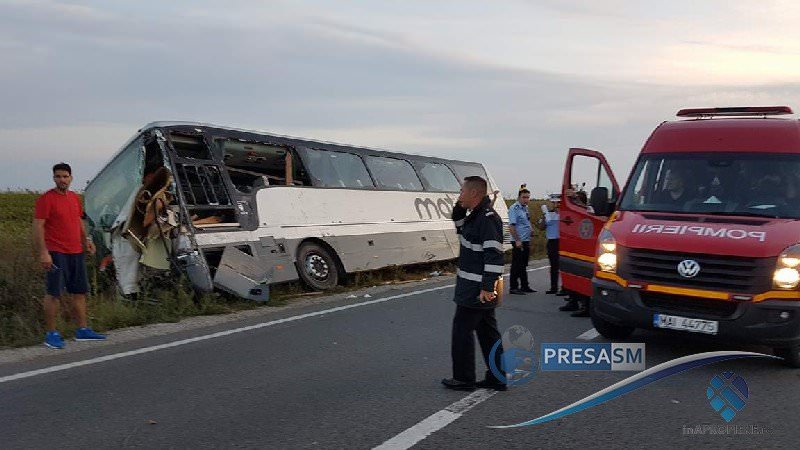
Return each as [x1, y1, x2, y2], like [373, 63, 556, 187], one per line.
[619, 152, 800, 219]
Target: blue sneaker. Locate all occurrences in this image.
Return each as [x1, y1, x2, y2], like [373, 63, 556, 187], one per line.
[44, 331, 65, 349]
[74, 327, 107, 341]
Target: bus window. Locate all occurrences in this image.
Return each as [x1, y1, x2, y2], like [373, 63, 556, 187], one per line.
[84, 136, 144, 231]
[417, 162, 461, 192]
[364, 156, 423, 191]
[170, 133, 212, 160]
[219, 140, 306, 193]
[299, 148, 375, 189]
[448, 162, 488, 184]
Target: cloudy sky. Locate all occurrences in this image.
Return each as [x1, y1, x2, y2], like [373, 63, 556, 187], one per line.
[1, 0, 799, 196]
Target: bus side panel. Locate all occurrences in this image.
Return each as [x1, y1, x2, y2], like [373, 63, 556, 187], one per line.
[324, 229, 457, 273]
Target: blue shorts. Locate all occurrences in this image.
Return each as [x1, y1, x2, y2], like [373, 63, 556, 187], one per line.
[46, 252, 88, 296]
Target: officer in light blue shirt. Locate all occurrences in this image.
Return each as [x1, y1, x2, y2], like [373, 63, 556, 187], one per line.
[539, 200, 562, 294]
[508, 185, 535, 294]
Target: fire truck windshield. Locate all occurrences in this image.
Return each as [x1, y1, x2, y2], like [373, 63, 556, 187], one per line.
[619, 152, 800, 219]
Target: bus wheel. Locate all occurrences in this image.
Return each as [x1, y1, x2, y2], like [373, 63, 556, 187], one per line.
[774, 346, 800, 368]
[297, 242, 340, 291]
[590, 305, 635, 340]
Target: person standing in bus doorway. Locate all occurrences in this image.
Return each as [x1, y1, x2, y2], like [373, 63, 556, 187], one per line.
[33, 163, 106, 349]
[442, 176, 507, 391]
[508, 185, 535, 295]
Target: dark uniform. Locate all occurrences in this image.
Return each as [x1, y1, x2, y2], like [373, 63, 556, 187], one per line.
[449, 196, 505, 385]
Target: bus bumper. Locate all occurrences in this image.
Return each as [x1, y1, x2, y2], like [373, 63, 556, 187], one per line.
[592, 277, 800, 348]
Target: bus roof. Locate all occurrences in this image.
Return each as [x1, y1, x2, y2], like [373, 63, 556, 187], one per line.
[642, 117, 800, 154]
[138, 121, 485, 168]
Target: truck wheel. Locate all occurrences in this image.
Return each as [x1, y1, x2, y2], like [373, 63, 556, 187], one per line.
[590, 304, 635, 340]
[774, 346, 800, 368]
[296, 242, 340, 291]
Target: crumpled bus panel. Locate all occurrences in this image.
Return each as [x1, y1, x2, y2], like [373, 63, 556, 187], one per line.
[213, 246, 273, 302]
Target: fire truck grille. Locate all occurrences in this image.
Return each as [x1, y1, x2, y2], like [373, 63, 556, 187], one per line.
[620, 248, 774, 294]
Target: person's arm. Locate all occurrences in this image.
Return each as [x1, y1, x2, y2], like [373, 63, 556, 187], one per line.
[77, 198, 95, 255]
[479, 215, 505, 303]
[32, 219, 52, 270]
[509, 224, 521, 247]
[452, 201, 467, 234]
[508, 207, 521, 248]
[81, 220, 95, 255]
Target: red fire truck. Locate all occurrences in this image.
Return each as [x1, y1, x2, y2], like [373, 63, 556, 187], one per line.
[559, 106, 800, 367]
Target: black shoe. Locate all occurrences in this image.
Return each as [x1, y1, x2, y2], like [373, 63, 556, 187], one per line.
[509, 289, 525, 295]
[476, 379, 508, 391]
[571, 308, 590, 317]
[559, 301, 580, 312]
[441, 378, 476, 391]
[546, 289, 558, 295]
[521, 287, 536, 293]
[556, 290, 568, 297]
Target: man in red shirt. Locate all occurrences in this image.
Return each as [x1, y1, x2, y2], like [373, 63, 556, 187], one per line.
[33, 163, 106, 349]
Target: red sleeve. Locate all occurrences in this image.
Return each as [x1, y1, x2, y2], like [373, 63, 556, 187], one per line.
[34, 194, 50, 220]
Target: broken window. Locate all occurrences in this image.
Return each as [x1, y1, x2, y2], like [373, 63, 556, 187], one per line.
[218, 140, 306, 193]
[84, 137, 144, 232]
[170, 133, 212, 159]
[176, 163, 238, 227]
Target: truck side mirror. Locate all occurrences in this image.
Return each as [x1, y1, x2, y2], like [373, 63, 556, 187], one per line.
[589, 187, 612, 216]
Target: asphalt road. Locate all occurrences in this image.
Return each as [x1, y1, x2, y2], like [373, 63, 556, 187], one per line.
[1, 264, 798, 449]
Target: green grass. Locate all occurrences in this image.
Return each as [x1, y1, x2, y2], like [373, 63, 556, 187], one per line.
[0, 192, 547, 348]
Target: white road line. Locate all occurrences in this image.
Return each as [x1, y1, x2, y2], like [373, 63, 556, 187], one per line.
[0, 265, 550, 386]
[577, 328, 600, 340]
[373, 265, 550, 450]
[0, 284, 454, 385]
[374, 389, 496, 450]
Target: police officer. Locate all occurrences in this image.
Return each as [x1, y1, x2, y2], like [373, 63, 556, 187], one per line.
[540, 198, 566, 296]
[441, 176, 507, 391]
[508, 185, 535, 295]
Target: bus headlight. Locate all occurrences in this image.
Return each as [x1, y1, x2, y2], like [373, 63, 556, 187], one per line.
[774, 244, 800, 289]
[597, 229, 617, 273]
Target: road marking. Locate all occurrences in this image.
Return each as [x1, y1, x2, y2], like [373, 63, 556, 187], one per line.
[0, 266, 551, 385]
[0, 285, 455, 385]
[374, 389, 496, 450]
[577, 328, 600, 340]
[373, 265, 550, 449]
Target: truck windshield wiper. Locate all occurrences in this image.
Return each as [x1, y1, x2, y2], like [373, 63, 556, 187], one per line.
[702, 211, 782, 219]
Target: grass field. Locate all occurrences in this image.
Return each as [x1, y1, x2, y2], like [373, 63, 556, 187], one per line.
[0, 192, 547, 348]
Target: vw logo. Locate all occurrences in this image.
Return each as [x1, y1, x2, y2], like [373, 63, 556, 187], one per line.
[677, 260, 701, 278]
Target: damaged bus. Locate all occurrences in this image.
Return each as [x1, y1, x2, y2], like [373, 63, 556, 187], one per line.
[84, 122, 510, 301]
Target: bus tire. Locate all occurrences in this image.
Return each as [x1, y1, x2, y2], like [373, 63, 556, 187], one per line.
[296, 241, 340, 291]
[590, 304, 635, 340]
[774, 346, 800, 368]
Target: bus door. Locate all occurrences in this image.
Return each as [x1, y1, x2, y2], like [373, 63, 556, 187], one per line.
[559, 148, 619, 299]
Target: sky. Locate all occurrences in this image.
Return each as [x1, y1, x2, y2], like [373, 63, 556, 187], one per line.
[1, 0, 799, 197]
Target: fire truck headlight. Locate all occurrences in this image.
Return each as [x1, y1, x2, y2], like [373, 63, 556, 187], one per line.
[774, 245, 800, 289]
[597, 229, 617, 273]
[774, 268, 800, 289]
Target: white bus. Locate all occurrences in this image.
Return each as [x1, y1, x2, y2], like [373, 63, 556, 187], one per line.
[84, 122, 511, 301]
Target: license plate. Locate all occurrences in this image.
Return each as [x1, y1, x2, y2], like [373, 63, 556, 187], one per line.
[653, 314, 719, 335]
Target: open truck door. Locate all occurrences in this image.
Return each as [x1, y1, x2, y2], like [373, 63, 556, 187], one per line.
[559, 148, 620, 300]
